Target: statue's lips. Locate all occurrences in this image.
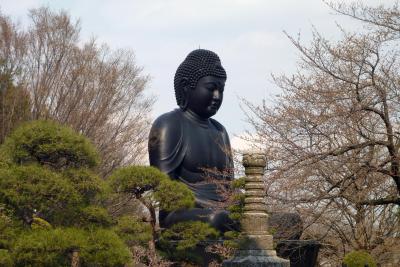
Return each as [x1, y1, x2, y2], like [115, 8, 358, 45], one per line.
[209, 102, 221, 110]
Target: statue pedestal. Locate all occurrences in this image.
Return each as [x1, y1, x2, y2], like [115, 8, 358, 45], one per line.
[223, 152, 289, 267]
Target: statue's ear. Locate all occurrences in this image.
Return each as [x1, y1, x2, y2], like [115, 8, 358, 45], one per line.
[179, 78, 189, 110]
[179, 77, 189, 93]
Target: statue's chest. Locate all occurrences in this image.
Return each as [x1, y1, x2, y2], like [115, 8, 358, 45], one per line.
[182, 124, 228, 172]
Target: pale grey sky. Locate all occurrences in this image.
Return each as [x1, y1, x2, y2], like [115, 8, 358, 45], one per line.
[0, 0, 392, 148]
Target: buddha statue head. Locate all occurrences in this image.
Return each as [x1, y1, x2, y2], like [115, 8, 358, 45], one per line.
[174, 49, 227, 119]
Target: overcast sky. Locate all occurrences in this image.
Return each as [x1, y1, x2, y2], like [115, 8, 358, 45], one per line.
[0, 0, 393, 149]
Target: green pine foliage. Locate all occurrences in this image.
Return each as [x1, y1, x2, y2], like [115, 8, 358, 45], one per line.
[0, 249, 13, 267]
[155, 179, 195, 211]
[12, 228, 85, 266]
[78, 228, 132, 266]
[0, 120, 131, 266]
[0, 120, 99, 168]
[115, 215, 152, 247]
[231, 176, 245, 189]
[343, 250, 377, 267]
[227, 193, 245, 221]
[108, 165, 168, 193]
[12, 228, 131, 267]
[228, 177, 245, 222]
[160, 221, 219, 251]
[0, 205, 21, 266]
[0, 165, 81, 225]
[158, 221, 220, 264]
[31, 215, 52, 230]
[62, 168, 106, 203]
[108, 165, 198, 263]
[108, 165, 195, 213]
[77, 206, 112, 227]
[0, 120, 245, 265]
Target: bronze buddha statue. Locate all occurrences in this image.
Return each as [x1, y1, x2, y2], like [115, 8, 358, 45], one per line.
[148, 49, 235, 232]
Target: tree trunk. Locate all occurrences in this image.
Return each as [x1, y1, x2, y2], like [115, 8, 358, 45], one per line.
[140, 199, 158, 263]
[71, 249, 80, 267]
[148, 205, 158, 261]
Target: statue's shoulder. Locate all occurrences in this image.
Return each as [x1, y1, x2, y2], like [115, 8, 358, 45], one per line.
[209, 118, 228, 133]
[151, 109, 183, 129]
[149, 109, 183, 150]
[149, 109, 185, 175]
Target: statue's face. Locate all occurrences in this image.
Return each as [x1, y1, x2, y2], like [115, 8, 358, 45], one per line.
[187, 75, 226, 119]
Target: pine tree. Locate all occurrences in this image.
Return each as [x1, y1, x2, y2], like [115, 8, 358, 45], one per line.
[0, 120, 131, 266]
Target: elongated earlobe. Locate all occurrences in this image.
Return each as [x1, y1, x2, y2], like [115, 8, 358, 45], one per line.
[179, 78, 189, 110]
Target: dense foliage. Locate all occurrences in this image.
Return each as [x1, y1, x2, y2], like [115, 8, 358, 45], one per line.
[0, 121, 223, 266]
[343, 250, 377, 267]
[158, 221, 220, 264]
[160, 221, 219, 251]
[108, 165, 196, 264]
[0, 120, 131, 266]
[0, 120, 99, 168]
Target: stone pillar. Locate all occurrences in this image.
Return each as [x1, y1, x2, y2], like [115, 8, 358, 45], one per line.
[223, 152, 290, 267]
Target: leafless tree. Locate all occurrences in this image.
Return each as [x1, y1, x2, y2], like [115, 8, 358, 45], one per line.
[0, 7, 153, 175]
[0, 12, 30, 143]
[244, 1, 400, 265]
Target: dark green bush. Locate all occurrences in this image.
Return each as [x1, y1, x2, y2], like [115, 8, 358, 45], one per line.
[160, 221, 219, 251]
[0, 204, 19, 249]
[0, 120, 99, 168]
[108, 165, 197, 265]
[0, 165, 81, 225]
[115, 215, 152, 247]
[155, 179, 195, 211]
[108, 165, 167, 193]
[228, 177, 245, 222]
[0, 249, 13, 267]
[159, 221, 219, 264]
[12, 228, 131, 267]
[343, 250, 377, 267]
[12, 228, 84, 266]
[0, 120, 130, 266]
[78, 206, 112, 227]
[79, 228, 132, 266]
[109, 166, 195, 212]
[62, 168, 106, 203]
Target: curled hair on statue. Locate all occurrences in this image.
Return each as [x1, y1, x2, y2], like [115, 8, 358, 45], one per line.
[174, 49, 227, 109]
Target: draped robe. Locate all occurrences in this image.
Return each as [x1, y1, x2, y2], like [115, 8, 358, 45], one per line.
[148, 109, 234, 228]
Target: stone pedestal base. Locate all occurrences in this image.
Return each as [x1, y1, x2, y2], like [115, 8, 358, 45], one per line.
[223, 250, 290, 267]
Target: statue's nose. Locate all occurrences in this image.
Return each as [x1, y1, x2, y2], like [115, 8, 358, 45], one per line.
[212, 89, 222, 101]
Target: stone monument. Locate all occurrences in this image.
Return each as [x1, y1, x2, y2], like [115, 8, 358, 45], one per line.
[148, 49, 236, 232]
[223, 152, 290, 267]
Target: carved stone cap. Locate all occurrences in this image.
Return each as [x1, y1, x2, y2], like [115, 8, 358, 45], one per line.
[243, 152, 267, 168]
